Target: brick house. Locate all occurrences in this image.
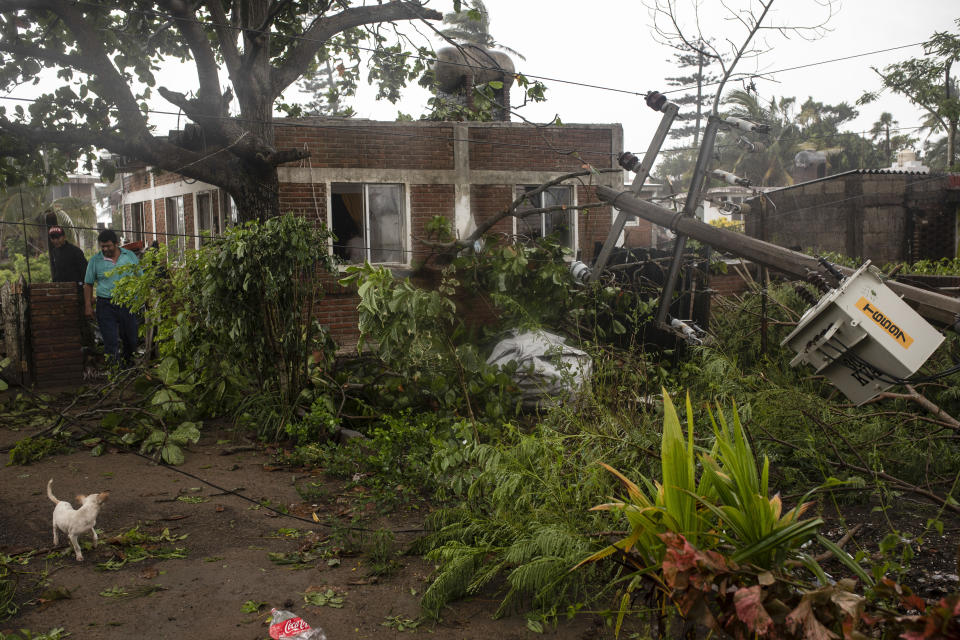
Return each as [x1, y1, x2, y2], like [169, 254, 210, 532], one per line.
[743, 171, 960, 265]
[119, 119, 623, 344]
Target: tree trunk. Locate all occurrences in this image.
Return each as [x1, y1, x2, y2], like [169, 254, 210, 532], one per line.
[694, 46, 703, 147]
[947, 62, 956, 169]
[232, 163, 281, 222]
[948, 117, 957, 170]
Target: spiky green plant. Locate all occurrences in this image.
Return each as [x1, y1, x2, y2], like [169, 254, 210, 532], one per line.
[697, 401, 823, 568]
[575, 390, 714, 571]
[578, 390, 829, 574]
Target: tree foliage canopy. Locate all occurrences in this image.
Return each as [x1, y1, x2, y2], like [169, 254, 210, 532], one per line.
[655, 90, 890, 189]
[0, 0, 443, 221]
[861, 19, 960, 169]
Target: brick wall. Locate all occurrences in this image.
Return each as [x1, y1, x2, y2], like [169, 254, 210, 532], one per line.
[279, 182, 326, 223]
[575, 184, 611, 263]
[471, 185, 514, 236]
[467, 126, 613, 171]
[708, 273, 751, 298]
[410, 184, 455, 263]
[121, 120, 621, 345]
[275, 122, 455, 170]
[624, 223, 652, 247]
[28, 282, 85, 387]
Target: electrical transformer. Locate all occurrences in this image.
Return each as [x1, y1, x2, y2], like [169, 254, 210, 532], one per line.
[781, 262, 945, 405]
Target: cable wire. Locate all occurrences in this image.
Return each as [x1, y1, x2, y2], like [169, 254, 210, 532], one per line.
[51, 0, 927, 101]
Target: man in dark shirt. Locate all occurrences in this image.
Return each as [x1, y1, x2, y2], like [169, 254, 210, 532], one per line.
[48, 226, 88, 283]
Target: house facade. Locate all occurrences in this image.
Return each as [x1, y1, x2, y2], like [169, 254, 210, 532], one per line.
[120, 119, 623, 344]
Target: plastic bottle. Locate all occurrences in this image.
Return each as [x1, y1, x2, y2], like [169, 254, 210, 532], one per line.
[268, 608, 327, 640]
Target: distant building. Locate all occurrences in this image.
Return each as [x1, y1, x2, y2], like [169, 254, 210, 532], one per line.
[883, 149, 929, 174]
[48, 173, 98, 204]
[46, 173, 101, 252]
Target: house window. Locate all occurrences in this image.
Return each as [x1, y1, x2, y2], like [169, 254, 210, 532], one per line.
[130, 202, 145, 243]
[515, 185, 575, 249]
[330, 183, 405, 264]
[220, 191, 238, 226]
[196, 192, 220, 246]
[164, 196, 185, 260]
[49, 184, 70, 200]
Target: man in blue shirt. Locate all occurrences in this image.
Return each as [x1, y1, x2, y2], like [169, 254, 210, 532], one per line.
[84, 229, 140, 367]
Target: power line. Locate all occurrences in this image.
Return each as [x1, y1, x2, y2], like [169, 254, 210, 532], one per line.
[0, 94, 618, 160]
[0, 218, 588, 264]
[661, 41, 925, 96]
[6, 1, 928, 104]
[0, 92, 935, 165]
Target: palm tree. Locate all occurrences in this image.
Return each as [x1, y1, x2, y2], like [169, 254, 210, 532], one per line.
[439, 0, 524, 59]
[0, 185, 97, 261]
[722, 90, 801, 186]
[869, 112, 897, 162]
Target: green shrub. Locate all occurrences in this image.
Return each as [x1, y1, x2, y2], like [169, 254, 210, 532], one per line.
[112, 214, 337, 439]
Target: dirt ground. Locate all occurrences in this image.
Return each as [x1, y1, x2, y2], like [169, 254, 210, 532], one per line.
[0, 418, 604, 639]
[3, 399, 960, 640]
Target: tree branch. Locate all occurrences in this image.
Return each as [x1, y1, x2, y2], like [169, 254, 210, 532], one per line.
[260, 146, 310, 166]
[871, 67, 950, 133]
[158, 0, 223, 113]
[710, 0, 773, 114]
[858, 384, 960, 431]
[0, 117, 238, 188]
[51, 2, 151, 138]
[447, 167, 619, 250]
[0, 118, 128, 152]
[0, 38, 91, 75]
[202, 0, 242, 80]
[270, 1, 442, 98]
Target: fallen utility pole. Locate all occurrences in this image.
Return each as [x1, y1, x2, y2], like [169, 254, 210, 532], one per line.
[595, 185, 960, 326]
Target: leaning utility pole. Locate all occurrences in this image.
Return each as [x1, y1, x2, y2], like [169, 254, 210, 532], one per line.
[593, 184, 960, 326]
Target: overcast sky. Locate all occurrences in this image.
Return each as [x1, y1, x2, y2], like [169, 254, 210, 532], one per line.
[342, 0, 958, 160]
[15, 1, 958, 172]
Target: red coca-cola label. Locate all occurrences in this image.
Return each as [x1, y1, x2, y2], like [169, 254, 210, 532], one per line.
[270, 616, 311, 638]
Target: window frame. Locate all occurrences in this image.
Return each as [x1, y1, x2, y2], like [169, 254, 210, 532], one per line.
[512, 184, 577, 253]
[328, 182, 409, 267]
[194, 190, 222, 247]
[164, 195, 185, 260]
[130, 202, 145, 243]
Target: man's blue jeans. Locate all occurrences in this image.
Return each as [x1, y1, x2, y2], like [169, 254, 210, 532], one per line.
[95, 297, 139, 367]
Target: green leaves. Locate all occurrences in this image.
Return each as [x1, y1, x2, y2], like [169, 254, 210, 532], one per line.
[302, 588, 344, 608]
[580, 392, 827, 577]
[111, 214, 336, 440]
[137, 421, 200, 466]
[156, 357, 179, 386]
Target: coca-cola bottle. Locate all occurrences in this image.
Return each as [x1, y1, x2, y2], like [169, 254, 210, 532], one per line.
[268, 608, 327, 640]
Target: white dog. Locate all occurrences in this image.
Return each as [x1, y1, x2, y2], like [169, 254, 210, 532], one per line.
[47, 478, 110, 561]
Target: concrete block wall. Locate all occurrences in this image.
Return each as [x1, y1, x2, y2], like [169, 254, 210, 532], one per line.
[28, 282, 86, 387]
[745, 172, 959, 264]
